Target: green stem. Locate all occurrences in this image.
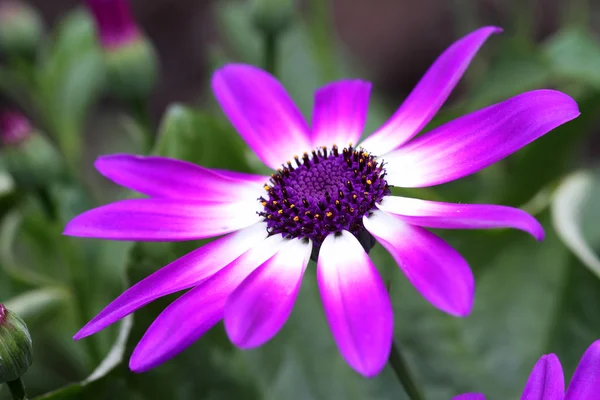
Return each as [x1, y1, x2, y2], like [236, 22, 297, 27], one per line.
[389, 340, 426, 400]
[6, 377, 28, 400]
[263, 33, 277, 76]
[35, 187, 57, 222]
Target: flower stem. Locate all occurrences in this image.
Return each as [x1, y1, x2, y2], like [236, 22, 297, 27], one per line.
[263, 32, 277, 76]
[389, 340, 426, 400]
[6, 377, 28, 400]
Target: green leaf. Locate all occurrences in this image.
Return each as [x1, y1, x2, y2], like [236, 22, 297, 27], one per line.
[153, 105, 254, 173]
[551, 169, 600, 278]
[543, 28, 600, 88]
[36, 10, 105, 163]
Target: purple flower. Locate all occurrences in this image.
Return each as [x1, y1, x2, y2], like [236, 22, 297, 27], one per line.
[455, 340, 600, 399]
[0, 111, 32, 146]
[85, 0, 139, 49]
[64, 26, 580, 377]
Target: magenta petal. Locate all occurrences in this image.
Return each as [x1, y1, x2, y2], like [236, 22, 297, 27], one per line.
[74, 223, 268, 340]
[363, 210, 474, 316]
[453, 395, 486, 400]
[360, 26, 501, 155]
[521, 354, 564, 400]
[310, 80, 371, 148]
[565, 340, 600, 400]
[317, 231, 393, 377]
[384, 89, 580, 187]
[377, 196, 544, 241]
[95, 154, 266, 200]
[224, 238, 312, 348]
[63, 198, 261, 241]
[129, 234, 288, 372]
[212, 64, 311, 169]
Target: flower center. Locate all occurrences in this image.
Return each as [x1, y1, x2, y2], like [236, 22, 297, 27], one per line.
[259, 145, 390, 247]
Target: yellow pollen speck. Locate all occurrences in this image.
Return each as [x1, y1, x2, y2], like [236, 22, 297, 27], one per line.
[263, 185, 270, 191]
[367, 162, 373, 167]
[272, 201, 278, 205]
[314, 214, 320, 219]
[293, 216, 300, 222]
[278, 210, 283, 214]
[349, 207, 354, 212]
[335, 200, 341, 205]
[290, 204, 295, 208]
[305, 211, 311, 215]
[362, 152, 368, 157]
[326, 212, 333, 218]
[349, 142, 353, 146]
[353, 194, 357, 199]
[366, 179, 372, 185]
[261, 201, 267, 206]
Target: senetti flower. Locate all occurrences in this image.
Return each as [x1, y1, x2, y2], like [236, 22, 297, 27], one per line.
[454, 340, 600, 400]
[85, 0, 139, 50]
[64, 26, 580, 377]
[0, 110, 32, 146]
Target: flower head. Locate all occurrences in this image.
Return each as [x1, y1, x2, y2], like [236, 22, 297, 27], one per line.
[85, 0, 139, 50]
[0, 0, 43, 59]
[0, 110, 32, 146]
[455, 340, 600, 399]
[64, 26, 580, 377]
[0, 304, 33, 384]
[85, 0, 158, 101]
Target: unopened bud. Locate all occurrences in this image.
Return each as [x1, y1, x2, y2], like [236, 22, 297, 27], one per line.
[0, 111, 64, 191]
[0, 304, 33, 384]
[251, 0, 294, 37]
[0, 1, 43, 59]
[86, 0, 157, 101]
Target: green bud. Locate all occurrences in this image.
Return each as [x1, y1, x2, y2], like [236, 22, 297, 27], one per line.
[0, 112, 64, 192]
[104, 37, 158, 102]
[0, 1, 43, 60]
[0, 304, 33, 384]
[251, 0, 294, 36]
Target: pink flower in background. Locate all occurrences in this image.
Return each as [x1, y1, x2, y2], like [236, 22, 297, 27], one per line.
[454, 340, 600, 400]
[64, 26, 580, 377]
[85, 0, 139, 49]
[0, 110, 32, 146]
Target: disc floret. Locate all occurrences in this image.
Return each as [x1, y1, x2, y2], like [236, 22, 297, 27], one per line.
[259, 144, 390, 245]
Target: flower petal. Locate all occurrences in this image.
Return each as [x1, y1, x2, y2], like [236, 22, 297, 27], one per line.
[95, 154, 266, 200]
[317, 231, 393, 377]
[453, 395, 486, 400]
[363, 210, 474, 316]
[521, 354, 564, 400]
[63, 198, 261, 241]
[377, 196, 544, 241]
[224, 238, 312, 348]
[311, 80, 371, 148]
[129, 234, 288, 372]
[74, 223, 268, 340]
[212, 64, 311, 169]
[360, 26, 501, 155]
[565, 340, 600, 400]
[383, 89, 580, 187]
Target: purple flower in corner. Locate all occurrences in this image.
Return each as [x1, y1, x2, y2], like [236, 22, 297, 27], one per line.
[64, 26, 580, 377]
[454, 340, 600, 399]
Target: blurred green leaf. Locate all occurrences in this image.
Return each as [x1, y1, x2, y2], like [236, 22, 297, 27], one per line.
[36, 10, 105, 164]
[552, 169, 600, 278]
[543, 28, 600, 88]
[153, 105, 254, 172]
[4, 287, 69, 322]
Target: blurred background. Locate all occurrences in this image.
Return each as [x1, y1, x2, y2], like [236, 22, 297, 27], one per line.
[0, 0, 600, 399]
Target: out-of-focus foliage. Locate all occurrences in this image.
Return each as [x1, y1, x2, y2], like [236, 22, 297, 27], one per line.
[0, 1, 599, 400]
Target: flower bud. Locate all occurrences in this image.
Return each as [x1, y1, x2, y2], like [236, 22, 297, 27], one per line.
[0, 1, 43, 59]
[86, 0, 158, 101]
[0, 111, 64, 191]
[0, 304, 33, 384]
[251, 0, 294, 37]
